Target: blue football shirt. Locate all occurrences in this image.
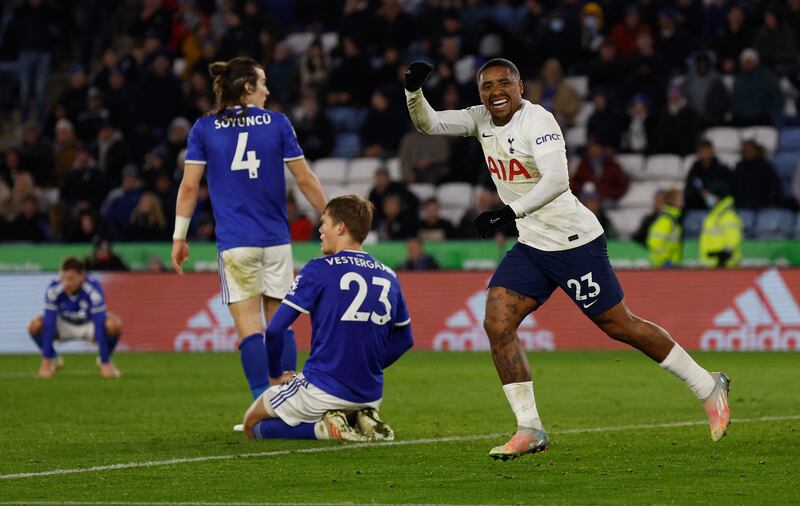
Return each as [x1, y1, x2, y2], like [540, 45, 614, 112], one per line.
[44, 277, 106, 324]
[184, 107, 304, 252]
[283, 250, 411, 403]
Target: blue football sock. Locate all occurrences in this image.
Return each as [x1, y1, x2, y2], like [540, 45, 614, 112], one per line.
[255, 418, 316, 439]
[281, 328, 298, 372]
[239, 333, 269, 399]
[107, 333, 120, 355]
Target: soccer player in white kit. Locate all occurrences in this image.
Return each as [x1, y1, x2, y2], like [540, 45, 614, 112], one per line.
[404, 59, 731, 460]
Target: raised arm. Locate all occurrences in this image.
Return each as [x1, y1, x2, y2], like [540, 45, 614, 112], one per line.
[404, 61, 477, 137]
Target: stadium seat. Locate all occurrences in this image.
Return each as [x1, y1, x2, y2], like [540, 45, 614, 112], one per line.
[565, 126, 587, 151]
[703, 127, 741, 154]
[739, 209, 757, 239]
[385, 158, 402, 180]
[439, 207, 466, 226]
[617, 181, 664, 208]
[617, 153, 646, 180]
[574, 101, 594, 127]
[313, 158, 348, 184]
[320, 32, 339, 53]
[331, 133, 361, 159]
[437, 182, 474, 208]
[565, 75, 589, 100]
[754, 208, 796, 239]
[716, 152, 740, 170]
[343, 182, 372, 198]
[324, 184, 351, 199]
[740, 126, 778, 155]
[771, 153, 799, 197]
[644, 154, 684, 181]
[607, 207, 651, 239]
[778, 127, 800, 153]
[348, 157, 383, 183]
[283, 32, 314, 55]
[682, 210, 708, 238]
[408, 183, 436, 202]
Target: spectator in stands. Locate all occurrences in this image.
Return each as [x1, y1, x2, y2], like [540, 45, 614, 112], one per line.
[753, 6, 797, 77]
[293, 94, 334, 161]
[610, 6, 651, 59]
[164, 117, 190, 174]
[102, 165, 144, 240]
[683, 140, 733, 210]
[584, 41, 626, 94]
[578, 182, 616, 239]
[6, 195, 51, 242]
[90, 121, 130, 189]
[298, 39, 331, 94]
[135, 51, 186, 136]
[621, 93, 656, 154]
[731, 139, 783, 210]
[646, 188, 683, 267]
[570, 138, 629, 203]
[624, 31, 667, 106]
[586, 90, 623, 150]
[57, 65, 90, 124]
[654, 8, 692, 75]
[127, 192, 168, 241]
[682, 52, 730, 127]
[287, 194, 313, 242]
[265, 43, 296, 105]
[327, 36, 373, 106]
[632, 188, 666, 245]
[13, 0, 56, 125]
[53, 119, 80, 188]
[104, 69, 134, 133]
[396, 237, 439, 271]
[417, 197, 455, 242]
[377, 193, 418, 241]
[699, 182, 742, 268]
[731, 49, 783, 126]
[66, 209, 107, 243]
[526, 59, 581, 128]
[76, 88, 111, 143]
[712, 5, 751, 76]
[652, 85, 701, 156]
[5, 171, 36, 221]
[579, 2, 605, 60]
[61, 147, 107, 211]
[398, 129, 450, 183]
[18, 124, 54, 187]
[368, 167, 419, 227]
[86, 239, 128, 271]
[361, 87, 408, 158]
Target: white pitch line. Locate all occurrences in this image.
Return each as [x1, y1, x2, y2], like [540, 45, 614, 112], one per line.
[0, 503, 489, 506]
[1, 414, 798, 482]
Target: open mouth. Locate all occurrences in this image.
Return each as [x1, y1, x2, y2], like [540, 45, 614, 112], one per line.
[489, 97, 510, 109]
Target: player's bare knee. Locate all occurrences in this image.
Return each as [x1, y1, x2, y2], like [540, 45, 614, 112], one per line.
[483, 315, 510, 340]
[28, 317, 42, 336]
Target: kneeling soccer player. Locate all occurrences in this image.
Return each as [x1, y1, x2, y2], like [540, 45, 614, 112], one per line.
[28, 257, 123, 378]
[242, 195, 413, 441]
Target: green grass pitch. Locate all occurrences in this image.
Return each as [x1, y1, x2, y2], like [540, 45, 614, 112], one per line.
[1, 351, 798, 505]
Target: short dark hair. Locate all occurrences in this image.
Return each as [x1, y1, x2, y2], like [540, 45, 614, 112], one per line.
[324, 195, 374, 244]
[478, 58, 520, 81]
[61, 256, 85, 273]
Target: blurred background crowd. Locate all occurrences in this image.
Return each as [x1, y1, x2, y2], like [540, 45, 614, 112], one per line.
[1, 0, 800, 258]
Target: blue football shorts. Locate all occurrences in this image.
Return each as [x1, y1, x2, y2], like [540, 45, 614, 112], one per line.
[488, 234, 624, 317]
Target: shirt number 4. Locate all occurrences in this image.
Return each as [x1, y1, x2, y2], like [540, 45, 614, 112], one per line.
[567, 272, 601, 309]
[231, 132, 261, 178]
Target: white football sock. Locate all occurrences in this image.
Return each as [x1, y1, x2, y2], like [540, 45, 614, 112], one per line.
[659, 343, 715, 400]
[502, 381, 543, 431]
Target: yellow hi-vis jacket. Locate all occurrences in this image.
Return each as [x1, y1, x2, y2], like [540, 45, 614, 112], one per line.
[700, 196, 743, 268]
[647, 204, 682, 267]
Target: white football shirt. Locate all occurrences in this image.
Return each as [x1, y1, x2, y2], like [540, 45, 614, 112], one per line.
[406, 92, 603, 251]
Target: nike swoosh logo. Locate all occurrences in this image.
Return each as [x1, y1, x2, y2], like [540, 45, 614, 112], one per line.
[489, 218, 501, 224]
[481, 132, 493, 138]
[583, 300, 597, 309]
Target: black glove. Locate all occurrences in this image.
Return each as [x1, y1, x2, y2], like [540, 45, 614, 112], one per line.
[473, 205, 516, 239]
[404, 61, 434, 91]
[709, 250, 733, 267]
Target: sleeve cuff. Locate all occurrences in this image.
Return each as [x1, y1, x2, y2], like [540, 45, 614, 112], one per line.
[184, 159, 207, 165]
[282, 299, 309, 314]
[395, 318, 411, 327]
[509, 200, 525, 218]
[283, 155, 305, 162]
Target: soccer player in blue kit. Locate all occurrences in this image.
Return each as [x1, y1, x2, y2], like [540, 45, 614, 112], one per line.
[241, 195, 414, 441]
[28, 257, 123, 379]
[172, 57, 327, 399]
[405, 59, 731, 459]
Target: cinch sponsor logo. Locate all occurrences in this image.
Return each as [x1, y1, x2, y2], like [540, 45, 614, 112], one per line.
[535, 132, 561, 145]
[174, 294, 238, 351]
[486, 156, 532, 181]
[700, 269, 800, 351]
[433, 288, 554, 351]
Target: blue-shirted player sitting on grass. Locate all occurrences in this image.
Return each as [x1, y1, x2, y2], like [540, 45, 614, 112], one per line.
[241, 195, 414, 441]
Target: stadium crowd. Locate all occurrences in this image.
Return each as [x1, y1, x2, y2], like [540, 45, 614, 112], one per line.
[1, 0, 800, 249]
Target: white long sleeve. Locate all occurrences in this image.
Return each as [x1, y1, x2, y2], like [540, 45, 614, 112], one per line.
[507, 150, 570, 218]
[405, 89, 477, 137]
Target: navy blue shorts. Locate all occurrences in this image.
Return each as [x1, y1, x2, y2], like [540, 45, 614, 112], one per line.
[488, 235, 624, 317]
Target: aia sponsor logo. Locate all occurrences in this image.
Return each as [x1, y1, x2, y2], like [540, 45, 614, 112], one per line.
[701, 269, 800, 351]
[535, 132, 561, 145]
[433, 288, 554, 351]
[174, 294, 238, 351]
[486, 156, 532, 181]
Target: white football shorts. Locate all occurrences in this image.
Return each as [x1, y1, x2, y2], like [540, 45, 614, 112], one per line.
[217, 244, 294, 304]
[261, 374, 382, 426]
[56, 318, 95, 342]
